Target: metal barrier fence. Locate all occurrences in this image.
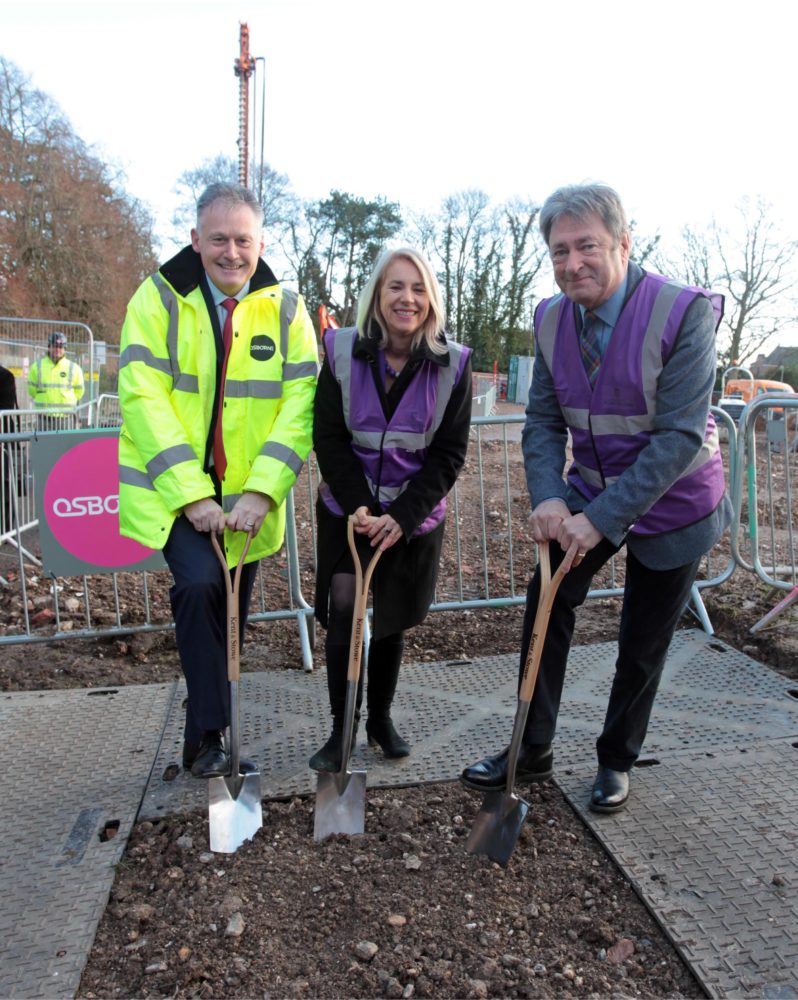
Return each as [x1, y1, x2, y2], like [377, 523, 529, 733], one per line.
[728, 394, 798, 632]
[1, 319, 97, 406]
[2, 401, 791, 669]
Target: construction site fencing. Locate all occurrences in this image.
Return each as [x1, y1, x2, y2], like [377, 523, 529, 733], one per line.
[1, 318, 98, 406]
[2, 403, 787, 671]
[728, 393, 798, 633]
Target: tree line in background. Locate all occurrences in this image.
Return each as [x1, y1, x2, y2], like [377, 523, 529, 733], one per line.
[3, 56, 798, 384]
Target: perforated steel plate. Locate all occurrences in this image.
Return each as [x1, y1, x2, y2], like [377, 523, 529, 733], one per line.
[3, 630, 797, 1000]
[0, 683, 174, 999]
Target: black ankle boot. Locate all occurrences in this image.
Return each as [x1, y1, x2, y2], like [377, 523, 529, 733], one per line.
[309, 723, 358, 772]
[366, 717, 410, 758]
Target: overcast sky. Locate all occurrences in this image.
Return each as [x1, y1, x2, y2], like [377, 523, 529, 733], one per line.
[3, 0, 798, 349]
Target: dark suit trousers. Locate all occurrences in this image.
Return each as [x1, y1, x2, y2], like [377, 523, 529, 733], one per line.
[163, 515, 258, 745]
[519, 540, 701, 771]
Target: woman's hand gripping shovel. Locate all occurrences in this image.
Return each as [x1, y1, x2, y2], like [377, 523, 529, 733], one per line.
[314, 516, 383, 842]
[208, 530, 263, 854]
[466, 541, 569, 865]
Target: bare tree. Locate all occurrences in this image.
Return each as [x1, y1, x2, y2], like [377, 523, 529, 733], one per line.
[675, 199, 798, 366]
[170, 154, 297, 252]
[0, 57, 157, 342]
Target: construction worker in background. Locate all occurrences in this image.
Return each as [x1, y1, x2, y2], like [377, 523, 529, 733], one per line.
[27, 331, 85, 427]
[117, 182, 319, 780]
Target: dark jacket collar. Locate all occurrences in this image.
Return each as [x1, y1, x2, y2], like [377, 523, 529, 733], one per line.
[158, 245, 280, 298]
[352, 320, 451, 369]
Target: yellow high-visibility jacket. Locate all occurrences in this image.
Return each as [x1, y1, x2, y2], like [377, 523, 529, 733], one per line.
[28, 355, 85, 410]
[118, 246, 318, 567]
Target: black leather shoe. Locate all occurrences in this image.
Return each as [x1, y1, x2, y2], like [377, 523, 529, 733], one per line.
[182, 741, 200, 769]
[309, 729, 357, 772]
[460, 743, 553, 791]
[366, 718, 410, 758]
[190, 731, 229, 779]
[589, 765, 630, 813]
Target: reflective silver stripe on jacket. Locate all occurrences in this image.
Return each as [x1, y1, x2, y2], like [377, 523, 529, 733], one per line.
[119, 465, 157, 490]
[150, 273, 199, 393]
[284, 360, 318, 380]
[259, 440, 305, 475]
[223, 380, 283, 399]
[280, 289, 298, 360]
[119, 343, 172, 376]
[145, 443, 196, 480]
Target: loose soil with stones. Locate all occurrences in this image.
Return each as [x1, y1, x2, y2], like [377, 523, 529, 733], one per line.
[2, 406, 796, 998]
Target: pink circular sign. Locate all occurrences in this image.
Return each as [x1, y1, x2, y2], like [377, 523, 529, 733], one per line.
[43, 437, 157, 568]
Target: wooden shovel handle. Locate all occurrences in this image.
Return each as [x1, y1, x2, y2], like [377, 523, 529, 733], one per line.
[518, 541, 569, 705]
[210, 530, 253, 684]
[346, 516, 384, 684]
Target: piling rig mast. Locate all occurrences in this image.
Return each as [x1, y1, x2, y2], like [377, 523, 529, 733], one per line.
[234, 23, 256, 188]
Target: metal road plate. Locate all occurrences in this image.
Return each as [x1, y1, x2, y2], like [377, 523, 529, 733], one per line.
[0, 682, 174, 999]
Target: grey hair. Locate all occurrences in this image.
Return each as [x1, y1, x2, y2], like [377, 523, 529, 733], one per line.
[196, 183, 263, 225]
[357, 247, 447, 355]
[539, 183, 628, 246]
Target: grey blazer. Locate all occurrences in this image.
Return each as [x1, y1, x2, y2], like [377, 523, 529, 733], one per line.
[522, 261, 732, 571]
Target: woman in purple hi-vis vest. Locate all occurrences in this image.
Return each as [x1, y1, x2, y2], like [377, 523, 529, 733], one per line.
[310, 248, 473, 771]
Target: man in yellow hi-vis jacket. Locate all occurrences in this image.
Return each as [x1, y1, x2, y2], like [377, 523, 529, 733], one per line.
[28, 331, 85, 426]
[118, 183, 318, 778]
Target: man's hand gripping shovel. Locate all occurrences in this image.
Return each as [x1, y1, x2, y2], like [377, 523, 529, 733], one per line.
[207, 530, 263, 854]
[314, 516, 383, 842]
[465, 541, 569, 865]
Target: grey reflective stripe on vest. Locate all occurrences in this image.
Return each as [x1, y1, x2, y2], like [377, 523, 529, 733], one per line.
[353, 429, 429, 451]
[150, 274, 199, 393]
[573, 462, 609, 488]
[145, 443, 196, 480]
[259, 440, 305, 475]
[364, 478, 403, 502]
[433, 342, 468, 437]
[536, 296, 563, 365]
[119, 465, 157, 490]
[333, 329, 357, 426]
[681, 424, 720, 476]
[640, 280, 686, 407]
[280, 288, 298, 360]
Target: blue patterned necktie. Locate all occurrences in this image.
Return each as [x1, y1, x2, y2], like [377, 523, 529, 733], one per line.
[580, 309, 601, 385]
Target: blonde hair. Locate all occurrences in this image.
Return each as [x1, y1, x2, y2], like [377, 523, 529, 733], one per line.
[356, 247, 447, 355]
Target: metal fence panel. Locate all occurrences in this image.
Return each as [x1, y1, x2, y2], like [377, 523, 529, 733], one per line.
[2, 406, 780, 667]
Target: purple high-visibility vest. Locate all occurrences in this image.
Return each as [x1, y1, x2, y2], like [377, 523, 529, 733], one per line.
[318, 328, 471, 536]
[534, 272, 726, 536]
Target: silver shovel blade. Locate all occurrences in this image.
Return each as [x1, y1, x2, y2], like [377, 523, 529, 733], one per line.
[465, 789, 529, 866]
[208, 770, 263, 854]
[313, 768, 367, 842]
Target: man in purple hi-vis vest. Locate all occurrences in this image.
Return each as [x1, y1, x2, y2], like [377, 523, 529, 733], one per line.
[462, 183, 732, 814]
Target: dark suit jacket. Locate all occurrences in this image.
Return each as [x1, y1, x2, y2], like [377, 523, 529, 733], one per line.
[522, 261, 732, 570]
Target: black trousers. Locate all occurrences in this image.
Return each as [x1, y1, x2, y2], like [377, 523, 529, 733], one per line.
[519, 539, 701, 772]
[163, 515, 258, 745]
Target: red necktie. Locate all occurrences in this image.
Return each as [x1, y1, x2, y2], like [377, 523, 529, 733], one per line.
[213, 297, 237, 479]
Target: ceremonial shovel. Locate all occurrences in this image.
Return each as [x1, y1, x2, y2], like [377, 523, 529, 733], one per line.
[314, 516, 383, 841]
[465, 542, 568, 865]
[208, 531, 263, 854]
